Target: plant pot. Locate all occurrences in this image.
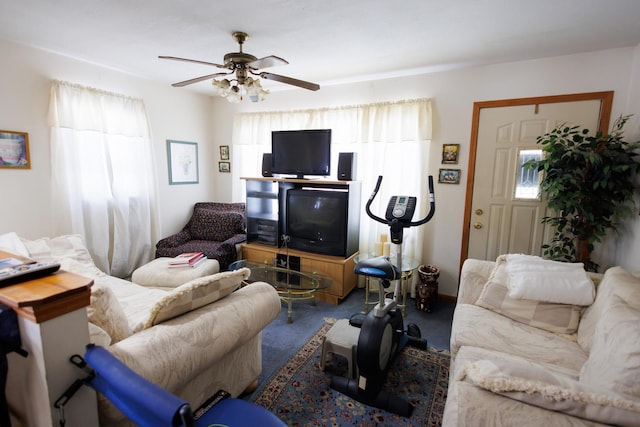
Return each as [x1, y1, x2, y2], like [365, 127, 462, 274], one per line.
[418, 264, 439, 283]
[416, 264, 439, 313]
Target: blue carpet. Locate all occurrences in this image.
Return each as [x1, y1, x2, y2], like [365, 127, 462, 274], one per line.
[245, 287, 455, 401]
[250, 322, 450, 426]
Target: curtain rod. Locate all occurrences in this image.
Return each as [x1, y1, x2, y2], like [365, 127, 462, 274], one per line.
[235, 97, 431, 118]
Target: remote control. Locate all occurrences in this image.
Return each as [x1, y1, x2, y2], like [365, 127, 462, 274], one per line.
[0, 261, 61, 287]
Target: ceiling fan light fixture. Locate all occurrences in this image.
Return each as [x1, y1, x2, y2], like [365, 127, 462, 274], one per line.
[212, 78, 230, 92]
[212, 77, 268, 103]
[245, 77, 269, 103]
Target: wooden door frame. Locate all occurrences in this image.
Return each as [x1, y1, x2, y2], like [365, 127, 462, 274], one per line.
[459, 91, 614, 272]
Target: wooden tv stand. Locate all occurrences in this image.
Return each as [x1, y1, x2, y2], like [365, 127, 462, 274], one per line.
[241, 242, 358, 305]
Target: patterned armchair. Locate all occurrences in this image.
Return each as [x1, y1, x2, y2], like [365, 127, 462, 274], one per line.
[155, 202, 246, 270]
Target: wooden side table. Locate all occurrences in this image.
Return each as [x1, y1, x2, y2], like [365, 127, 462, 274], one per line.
[0, 270, 98, 427]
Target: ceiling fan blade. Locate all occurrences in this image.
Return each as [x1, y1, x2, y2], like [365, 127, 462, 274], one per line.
[259, 72, 320, 91]
[159, 55, 228, 69]
[172, 72, 230, 87]
[247, 55, 289, 70]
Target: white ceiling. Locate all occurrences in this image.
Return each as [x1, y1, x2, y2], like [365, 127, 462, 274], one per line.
[2, 0, 640, 95]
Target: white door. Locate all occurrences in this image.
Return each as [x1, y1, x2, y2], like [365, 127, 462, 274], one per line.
[463, 93, 613, 262]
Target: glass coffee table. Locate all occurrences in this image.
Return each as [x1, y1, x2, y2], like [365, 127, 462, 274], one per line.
[228, 260, 332, 323]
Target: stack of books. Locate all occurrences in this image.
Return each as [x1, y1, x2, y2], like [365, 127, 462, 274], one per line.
[168, 252, 206, 268]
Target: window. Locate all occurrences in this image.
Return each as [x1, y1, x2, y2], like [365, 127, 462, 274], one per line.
[48, 81, 159, 277]
[231, 98, 433, 264]
[515, 149, 542, 199]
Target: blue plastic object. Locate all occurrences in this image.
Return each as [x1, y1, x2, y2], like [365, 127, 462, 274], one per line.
[354, 256, 400, 280]
[83, 344, 285, 427]
[197, 398, 284, 426]
[358, 266, 386, 277]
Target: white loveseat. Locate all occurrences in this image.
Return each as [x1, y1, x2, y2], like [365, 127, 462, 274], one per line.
[443, 256, 640, 426]
[12, 234, 281, 427]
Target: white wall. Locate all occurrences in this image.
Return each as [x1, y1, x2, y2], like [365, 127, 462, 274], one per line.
[2, 37, 638, 297]
[215, 46, 640, 296]
[612, 45, 640, 269]
[0, 38, 216, 241]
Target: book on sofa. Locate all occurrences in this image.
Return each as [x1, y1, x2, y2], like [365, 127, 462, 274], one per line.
[168, 252, 205, 268]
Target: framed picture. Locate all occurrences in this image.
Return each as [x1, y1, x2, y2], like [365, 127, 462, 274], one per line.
[167, 140, 199, 185]
[0, 130, 30, 169]
[219, 145, 229, 160]
[442, 143, 460, 164]
[219, 162, 230, 173]
[438, 168, 461, 184]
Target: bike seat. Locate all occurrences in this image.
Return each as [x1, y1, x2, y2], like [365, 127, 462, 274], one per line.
[354, 256, 400, 279]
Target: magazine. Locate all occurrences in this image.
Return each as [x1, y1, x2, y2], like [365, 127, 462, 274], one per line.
[168, 252, 205, 267]
[0, 251, 36, 269]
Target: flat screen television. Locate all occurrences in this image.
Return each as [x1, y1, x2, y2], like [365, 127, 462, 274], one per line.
[271, 129, 331, 178]
[286, 189, 347, 256]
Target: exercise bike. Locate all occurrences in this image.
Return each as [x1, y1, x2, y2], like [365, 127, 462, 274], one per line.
[330, 175, 436, 417]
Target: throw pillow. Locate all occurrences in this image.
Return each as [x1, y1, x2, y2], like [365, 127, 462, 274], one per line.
[87, 282, 133, 344]
[0, 232, 30, 256]
[476, 258, 582, 334]
[503, 254, 595, 306]
[22, 234, 104, 277]
[458, 358, 640, 427]
[189, 209, 245, 242]
[143, 267, 250, 328]
[580, 295, 640, 400]
[577, 266, 640, 353]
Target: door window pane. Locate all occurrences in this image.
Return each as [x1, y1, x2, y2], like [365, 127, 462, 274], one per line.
[515, 149, 542, 199]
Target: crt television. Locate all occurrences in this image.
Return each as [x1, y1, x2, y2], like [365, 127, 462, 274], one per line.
[286, 189, 348, 257]
[271, 129, 331, 178]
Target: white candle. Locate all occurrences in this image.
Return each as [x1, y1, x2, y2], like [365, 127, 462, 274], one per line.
[383, 242, 391, 257]
[374, 242, 383, 256]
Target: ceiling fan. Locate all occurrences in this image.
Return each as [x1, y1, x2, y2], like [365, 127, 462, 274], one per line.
[159, 32, 319, 102]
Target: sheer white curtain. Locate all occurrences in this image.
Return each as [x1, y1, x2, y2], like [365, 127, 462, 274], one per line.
[48, 81, 159, 277]
[231, 98, 432, 263]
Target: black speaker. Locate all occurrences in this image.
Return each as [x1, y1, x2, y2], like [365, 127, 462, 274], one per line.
[262, 153, 273, 177]
[337, 152, 356, 181]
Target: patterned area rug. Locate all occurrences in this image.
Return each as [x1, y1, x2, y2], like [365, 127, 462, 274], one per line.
[251, 322, 450, 426]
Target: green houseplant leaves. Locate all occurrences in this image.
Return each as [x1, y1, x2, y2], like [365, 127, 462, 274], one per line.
[525, 115, 640, 271]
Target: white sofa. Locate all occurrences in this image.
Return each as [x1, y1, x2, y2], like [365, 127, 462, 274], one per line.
[443, 257, 640, 426]
[14, 234, 281, 427]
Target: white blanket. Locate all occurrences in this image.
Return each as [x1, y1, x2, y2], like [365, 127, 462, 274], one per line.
[503, 254, 595, 306]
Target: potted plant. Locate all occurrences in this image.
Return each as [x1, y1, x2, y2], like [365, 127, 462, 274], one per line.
[525, 115, 640, 271]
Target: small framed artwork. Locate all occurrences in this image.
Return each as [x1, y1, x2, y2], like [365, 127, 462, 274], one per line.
[442, 144, 460, 164]
[0, 130, 30, 169]
[167, 140, 199, 185]
[438, 168, 461, 184]
[219, 145, 229, 160]
[219, 161, 231, 173]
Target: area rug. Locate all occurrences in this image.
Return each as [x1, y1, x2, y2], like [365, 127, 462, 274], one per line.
[251, 322, 450, 426]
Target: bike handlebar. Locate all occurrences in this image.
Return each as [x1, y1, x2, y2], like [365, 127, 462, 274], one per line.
[365, 175, 436, 227]
[365, 176, 386, 225]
